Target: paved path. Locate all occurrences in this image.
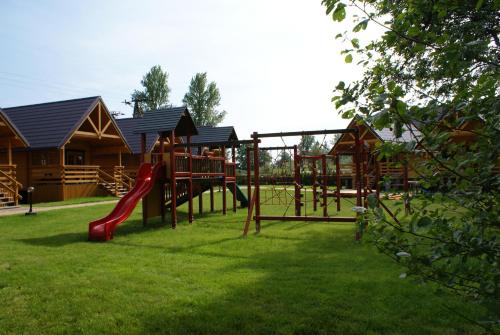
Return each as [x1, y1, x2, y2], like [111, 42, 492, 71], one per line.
[0, 200, 119, 217]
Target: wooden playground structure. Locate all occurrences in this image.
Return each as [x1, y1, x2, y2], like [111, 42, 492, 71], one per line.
[242, 127, 412, 237]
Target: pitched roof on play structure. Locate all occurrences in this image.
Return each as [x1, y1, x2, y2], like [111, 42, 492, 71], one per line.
[190, 126, 238, 144]
[115, 117, 159, 154]
[133, 106, 198, 136]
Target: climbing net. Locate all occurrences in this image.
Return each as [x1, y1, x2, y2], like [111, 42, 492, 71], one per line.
[257, 134, 344, 217]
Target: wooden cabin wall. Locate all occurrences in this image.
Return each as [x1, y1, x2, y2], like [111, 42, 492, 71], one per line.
[91, 153, 120, 173]
[32, 184, 108, 203]
[12, 151, 29, 187]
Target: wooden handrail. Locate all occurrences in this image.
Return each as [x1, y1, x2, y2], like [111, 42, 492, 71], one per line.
[0, 169, 22, 187]
[0, 180, 20, 200]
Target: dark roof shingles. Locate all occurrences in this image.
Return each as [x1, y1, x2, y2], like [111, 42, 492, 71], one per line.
[115, 118, 158, 154]
[3, 96, 99, 149]
[190, 126, 238, 144]
[134, 107, 197, 136]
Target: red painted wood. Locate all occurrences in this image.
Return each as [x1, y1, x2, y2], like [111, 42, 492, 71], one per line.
[253, 133, 260, 232]
[322, 154, 328, 217]
[256, 215, 356, 222]
[169, 130, 177, 228]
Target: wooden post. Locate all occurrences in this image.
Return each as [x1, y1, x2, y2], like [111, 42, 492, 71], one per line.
[60, 146, 65, 200]
[335, 154, 341, 212]
[312, 159, 317, 212]
[140, 133, 146, 164]
[375, 157, 381, 206]
[198, 183, 203, 214]
[209, 182, 214, 212]
[159, 133, 165, 222]
[118, 148, 122, 167]
[7, 138, 12, 165]
[321, 155, 328, 217]
[294, 145, 301, 216]
[403, 156, 409, 214]
[232, 145, 237, 212]
[187, 134, 193, 223]
[169, 130, 177, 228]
[222, 146, 227, 215]
[362, 144, 368, 208]
[354, 131, 362, 207]
[246, 147, 252, 216]
[253, 133, 260, 232]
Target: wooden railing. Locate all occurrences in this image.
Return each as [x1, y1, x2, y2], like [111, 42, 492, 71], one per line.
[0, 165, 22, 206]
[174, 153, 190, 173]
[97, 168, 132, 196]
[114, 166, 134, 189]
[225, 162, 236, 178]
[191, 155, 225, 177]
[63, 165, 100, 184]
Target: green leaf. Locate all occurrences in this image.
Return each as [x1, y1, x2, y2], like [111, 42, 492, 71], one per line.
[475, 0, 484, 10]
[353, 19, 369, 32]
[335, 33, 342, 39]
[351, 38, 360, 48]
[336, 81, 346, 90]
[344, 54, 353, 63]
[417, 216, 432, 227]
[332, 3, 346, 22]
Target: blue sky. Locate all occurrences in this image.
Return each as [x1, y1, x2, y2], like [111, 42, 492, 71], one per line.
[0, 0, 381, 145]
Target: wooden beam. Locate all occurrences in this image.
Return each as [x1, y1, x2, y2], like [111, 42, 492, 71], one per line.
[98, 103, 102, 134]
[0, 121, 6, 127]
[73, 131, 121, 139]
[86, 117, 100, 137]
[7, 138, 12, 165]
[101, 119, 112, 135]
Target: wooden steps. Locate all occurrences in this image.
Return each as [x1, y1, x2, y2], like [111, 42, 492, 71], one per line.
[99, 182, 128, 197]
[0, 187, 16, 208]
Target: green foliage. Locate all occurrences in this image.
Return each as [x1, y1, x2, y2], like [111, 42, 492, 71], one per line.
[322, 0, 500, 326]
[236, 145, 272, 171]
[131, 65, 171, 117]
[183, 72, 227, 126]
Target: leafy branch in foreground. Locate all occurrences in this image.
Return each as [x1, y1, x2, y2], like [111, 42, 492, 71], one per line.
[322, 0, 499, 330]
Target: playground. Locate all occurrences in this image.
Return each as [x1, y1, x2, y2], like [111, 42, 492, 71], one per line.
[0, 194, 489, 335]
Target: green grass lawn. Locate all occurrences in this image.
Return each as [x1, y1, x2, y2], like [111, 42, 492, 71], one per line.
[0, 192, 489, 334]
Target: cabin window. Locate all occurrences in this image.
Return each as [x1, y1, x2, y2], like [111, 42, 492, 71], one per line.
[65, 150, 85, 165]
[32, 151, 58, 166]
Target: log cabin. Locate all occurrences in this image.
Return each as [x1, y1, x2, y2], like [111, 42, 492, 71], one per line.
[0, 109, 29, 206]
[329, 116, 421, 190]
[3, 97, 132, 203]
[330, 115, 486, 192]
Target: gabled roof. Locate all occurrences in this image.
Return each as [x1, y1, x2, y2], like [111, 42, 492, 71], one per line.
[330, 116, 421, 153]
[2, 96, 121, 149]
[190, 126, 238, 144]
[115, 118, 159, 154]
[0, 108, 29, 147]
[134, 106, 198, 136]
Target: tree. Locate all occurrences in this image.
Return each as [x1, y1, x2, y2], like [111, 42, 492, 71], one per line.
[236, 145, 272, 171]
[183, 72, 227, 126]
[298, 135, 315, 154]
[130, 65, 171, 117]
[322, 0, 499, 327]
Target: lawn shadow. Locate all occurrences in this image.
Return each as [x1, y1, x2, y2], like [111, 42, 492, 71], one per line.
[131, 230, 485, 335]
[16, 232, 88, 247]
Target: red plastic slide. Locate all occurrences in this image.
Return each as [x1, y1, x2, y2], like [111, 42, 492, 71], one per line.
[88, 163, 162, 241]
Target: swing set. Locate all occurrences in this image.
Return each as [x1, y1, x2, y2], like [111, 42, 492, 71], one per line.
[243, 128, 374, 236]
